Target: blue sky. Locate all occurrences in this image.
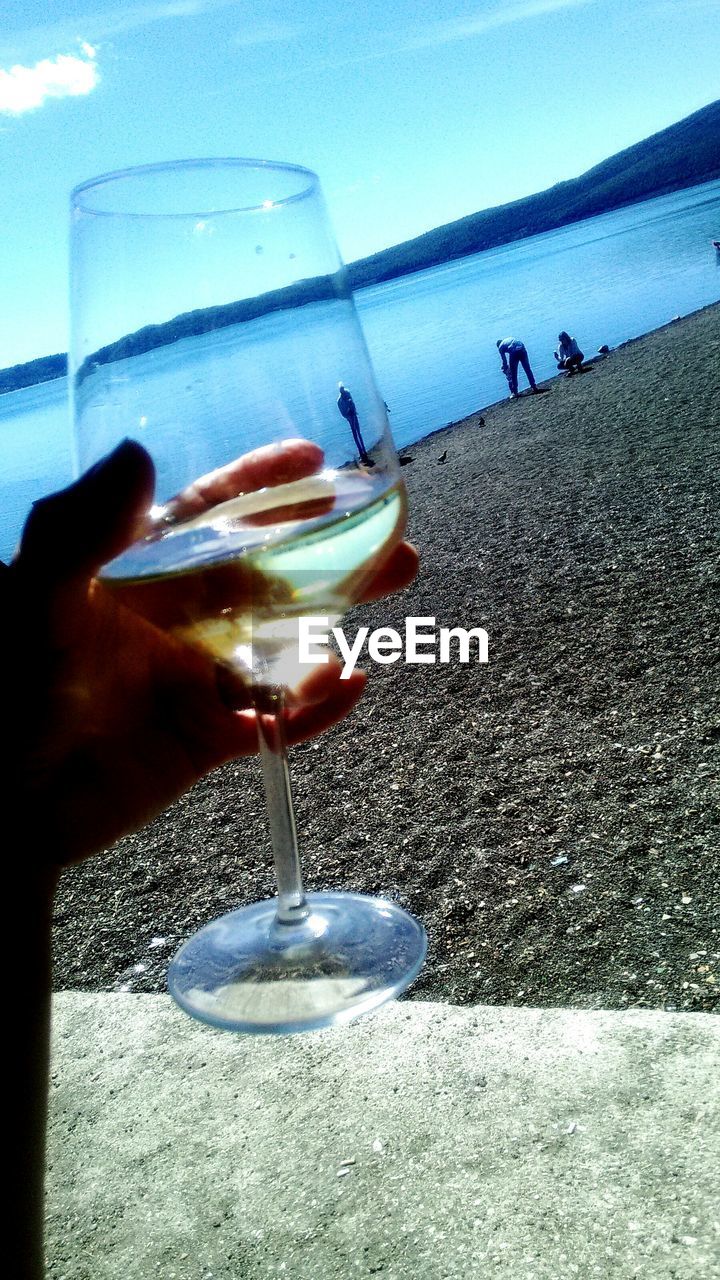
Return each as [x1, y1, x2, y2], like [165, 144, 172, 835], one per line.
[1, 0, 718, 368]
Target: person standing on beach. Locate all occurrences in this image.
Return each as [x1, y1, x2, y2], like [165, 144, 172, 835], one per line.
[554, 331, 584, 375]
[337, 383, 374, 465]
[496, 338, 540, 399]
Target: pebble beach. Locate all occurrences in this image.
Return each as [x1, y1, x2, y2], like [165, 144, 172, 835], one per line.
[52, 303, 720, 1015]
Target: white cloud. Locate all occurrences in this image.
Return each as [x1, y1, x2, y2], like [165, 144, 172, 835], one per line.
[0, 49, 99, 115]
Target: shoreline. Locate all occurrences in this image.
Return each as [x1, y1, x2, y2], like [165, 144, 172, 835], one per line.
[418, 300, 719, 448]
[53, 303, 719, 1016]
[2, 281, 712, 401]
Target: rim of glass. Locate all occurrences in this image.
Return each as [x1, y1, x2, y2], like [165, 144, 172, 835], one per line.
[71, 157, 320, 219]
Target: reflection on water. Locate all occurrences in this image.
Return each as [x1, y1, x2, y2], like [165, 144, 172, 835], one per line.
[1, 179, 719, 561]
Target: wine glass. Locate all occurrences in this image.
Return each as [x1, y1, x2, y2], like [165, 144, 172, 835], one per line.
[70, 159, 427, 1034]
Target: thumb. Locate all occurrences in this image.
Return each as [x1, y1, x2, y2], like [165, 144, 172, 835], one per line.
[16, 440, 155, 583]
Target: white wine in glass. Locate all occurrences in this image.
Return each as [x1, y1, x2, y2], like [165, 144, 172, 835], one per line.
[70, 159, 426, 1033]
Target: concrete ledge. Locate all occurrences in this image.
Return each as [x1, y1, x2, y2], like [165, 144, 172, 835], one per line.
[47, 995, 720, 1278]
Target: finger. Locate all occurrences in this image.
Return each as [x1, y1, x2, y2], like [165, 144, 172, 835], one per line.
[208, 662, 365, 762]
[284, 652, 342, 705]
[214, 662, 254, 712]
[16, 440, 154, 584]
[359, 540, 419, 602]
[216, 653, 347, 716]
[285, 668, 367, 745]
[165, 439, 325, 521]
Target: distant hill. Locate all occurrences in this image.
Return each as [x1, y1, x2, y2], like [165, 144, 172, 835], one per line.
[346, 99, 720, 290]
[0, 351, 67, 395]
[1, 100, 718, 395]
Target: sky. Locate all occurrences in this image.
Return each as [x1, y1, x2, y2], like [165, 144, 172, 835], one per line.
[1, 0, 718, 368]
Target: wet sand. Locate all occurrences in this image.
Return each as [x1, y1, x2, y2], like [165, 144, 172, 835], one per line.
[53, 304, 720, 1014]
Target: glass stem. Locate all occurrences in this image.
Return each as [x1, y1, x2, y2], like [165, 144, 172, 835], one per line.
[256, 697, 308, 926]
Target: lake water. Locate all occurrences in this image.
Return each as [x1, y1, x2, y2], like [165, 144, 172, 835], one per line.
[1, 178, 718, 561]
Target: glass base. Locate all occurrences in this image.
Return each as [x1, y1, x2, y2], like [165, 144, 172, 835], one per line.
[168, 891, 427, 1035]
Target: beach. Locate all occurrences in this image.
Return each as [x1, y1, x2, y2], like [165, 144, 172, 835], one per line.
[52, 303, 720, 1015]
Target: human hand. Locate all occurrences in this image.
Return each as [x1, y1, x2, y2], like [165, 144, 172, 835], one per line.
[3, 440, 417, 871]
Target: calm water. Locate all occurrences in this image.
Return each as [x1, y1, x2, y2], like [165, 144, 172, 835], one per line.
[356, 178, 720, 451]
[1, 179, 718, 560]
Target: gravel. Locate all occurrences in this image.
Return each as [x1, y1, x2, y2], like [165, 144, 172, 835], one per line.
[52, 304, 720, 1015]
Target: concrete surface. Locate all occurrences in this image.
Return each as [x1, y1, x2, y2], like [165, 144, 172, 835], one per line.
[47, 995, 720, 1279]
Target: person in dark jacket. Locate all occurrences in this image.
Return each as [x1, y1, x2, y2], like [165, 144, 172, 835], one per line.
[337, 383, 374, 464]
